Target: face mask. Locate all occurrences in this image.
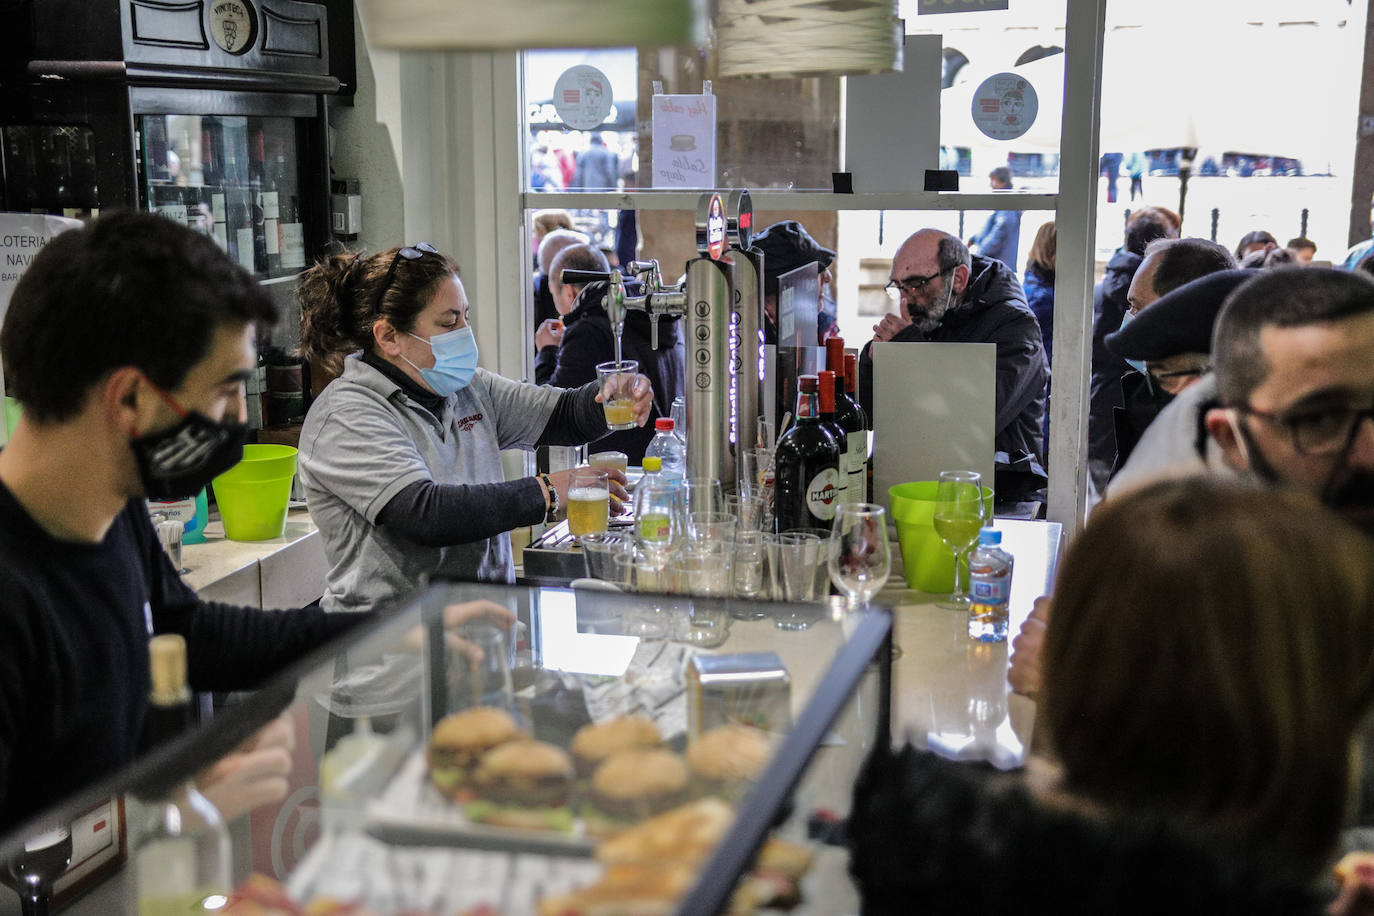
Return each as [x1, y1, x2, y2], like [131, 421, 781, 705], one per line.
[1117, 311, 1148, 374]
[132, 386, 248, 500]
[403, 325, 479, 396]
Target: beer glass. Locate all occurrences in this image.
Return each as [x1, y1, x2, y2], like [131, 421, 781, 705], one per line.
[588, 450, 629, 477]
[595, 360, 639, 430]
[567, 467, 610, 536]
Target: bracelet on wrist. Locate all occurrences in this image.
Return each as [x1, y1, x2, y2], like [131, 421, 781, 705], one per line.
[538, 473, 560, 523]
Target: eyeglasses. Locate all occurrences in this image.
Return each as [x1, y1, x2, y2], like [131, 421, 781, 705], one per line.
[1147, 365, 1210, 395]
[370, 242, 439, 315]
[885, 265, 953, 298]
[1235, 401, 1374, 455]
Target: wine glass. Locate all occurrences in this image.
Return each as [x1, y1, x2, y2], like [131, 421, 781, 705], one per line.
[933, 470, 988, 611]
[0, 824, 72, 916]
[828, 504, 891, 609]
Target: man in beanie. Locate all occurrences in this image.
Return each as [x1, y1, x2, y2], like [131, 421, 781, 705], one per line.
[753, 220, 840, 345]
[1103, 268, 1251, 475]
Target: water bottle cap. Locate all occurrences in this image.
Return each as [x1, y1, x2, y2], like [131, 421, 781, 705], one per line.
[655, 417, 675, 431]
[643, 456, 662, 472]
[978, 527, 1001, 545]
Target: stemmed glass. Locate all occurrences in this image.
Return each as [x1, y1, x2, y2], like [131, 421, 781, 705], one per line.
[828, 504, 891, 609]
[933, 470, 988, 611]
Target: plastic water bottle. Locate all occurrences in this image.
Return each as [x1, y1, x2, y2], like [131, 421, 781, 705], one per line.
[645, 418, 686, 480]
[967, 527, 1013, 642]
[634, 456, 685, 557]
[670, 396, 687, 449]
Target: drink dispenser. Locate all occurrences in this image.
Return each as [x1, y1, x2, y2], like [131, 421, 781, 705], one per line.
[561, 191, 764, 489]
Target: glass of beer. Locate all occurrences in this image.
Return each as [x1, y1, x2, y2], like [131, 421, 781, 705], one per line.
[588, 450, 628, 476]
[567, 467, 610, 536]
[596, 360, 639, 430]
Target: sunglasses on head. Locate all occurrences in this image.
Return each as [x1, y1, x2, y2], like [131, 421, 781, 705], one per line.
[370, 242, 439, 315]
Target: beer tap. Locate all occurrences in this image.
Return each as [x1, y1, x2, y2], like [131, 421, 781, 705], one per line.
[559, 262, 686, 353]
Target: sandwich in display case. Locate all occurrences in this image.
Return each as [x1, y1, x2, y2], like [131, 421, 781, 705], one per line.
[0, 581, 891, 915]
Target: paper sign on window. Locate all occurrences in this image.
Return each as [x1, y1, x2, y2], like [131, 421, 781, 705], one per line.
[651, 93, 716, 189]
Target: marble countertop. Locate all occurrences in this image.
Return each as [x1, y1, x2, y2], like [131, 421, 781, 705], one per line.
[182, 505, 319, 592]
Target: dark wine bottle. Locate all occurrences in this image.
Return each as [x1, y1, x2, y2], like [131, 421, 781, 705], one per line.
[140, 633, 195, 751]
[772, 374, 841, 533]
[818, 369, 849, 508]
[826, 339, 868, 508]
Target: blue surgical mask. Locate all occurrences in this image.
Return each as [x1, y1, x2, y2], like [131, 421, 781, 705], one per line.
[404, 326, 478, 396]
[1117, 311, 1148, 374]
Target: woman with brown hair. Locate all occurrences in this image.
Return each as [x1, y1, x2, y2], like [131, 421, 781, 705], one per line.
[850, 477, 1374, 913]
[297, 244, 652, 613]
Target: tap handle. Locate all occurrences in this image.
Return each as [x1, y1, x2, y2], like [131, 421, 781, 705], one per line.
[559, 270, 614, 285]
[649, 315, 659, 350]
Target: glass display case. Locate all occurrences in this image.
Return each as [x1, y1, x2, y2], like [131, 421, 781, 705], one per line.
[0, 582, 890, 915]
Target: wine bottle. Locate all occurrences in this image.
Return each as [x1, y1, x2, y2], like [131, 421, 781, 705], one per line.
[128, 636, 231, 916]
[140, 634, 196, 751]
[826, 340, 868, 507]
[846, 353, 873, 503]
[772, 374, 841, 533]
[817, 370, 848, 508]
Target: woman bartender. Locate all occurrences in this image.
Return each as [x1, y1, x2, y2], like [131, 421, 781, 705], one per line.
[298, 243, 652, 613]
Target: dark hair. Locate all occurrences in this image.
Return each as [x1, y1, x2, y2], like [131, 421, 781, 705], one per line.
[1212, 267, 1374, 405]
[0, 210, 276, 423]
[547, 243, 609, 295]
[1234, 229, 1278, 260]
[1286, 236, 1317, 254]
[1042, 477, 1374, 879]
[299, 245, 459, 374]
[989, 166, 1012, 187]
[1145, 237, 1237, 296]
[938, 234, 971, 274]
[1123, 207, 1177, 257]
[1357, 250, 1374, 278]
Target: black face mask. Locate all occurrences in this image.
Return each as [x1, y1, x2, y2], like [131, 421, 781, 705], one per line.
[132, 409, 248, 500]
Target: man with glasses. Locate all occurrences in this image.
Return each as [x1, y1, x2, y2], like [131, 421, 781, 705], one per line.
[858, 228, 1048, 462]
[1102, 265, 1247, 479]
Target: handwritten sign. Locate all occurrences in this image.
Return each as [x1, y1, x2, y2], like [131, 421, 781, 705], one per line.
[652, 93, 716, 189]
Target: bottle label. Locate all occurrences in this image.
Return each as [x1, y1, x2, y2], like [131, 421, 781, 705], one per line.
[805, 467, 841, 521]
[149, 497, 197, 530]
[847, 430, 868, 503]
[970, 575, 1010, 605]
[280, 223, 306, 269]
[637, 512, 671, 543]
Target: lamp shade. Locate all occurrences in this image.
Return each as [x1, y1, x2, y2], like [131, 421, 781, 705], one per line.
[358, 0, 706, 50]
[717, 0, 903, 78]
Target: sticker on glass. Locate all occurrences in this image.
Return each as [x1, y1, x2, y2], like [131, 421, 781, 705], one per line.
[970, 73, 1038, 141]
[553, 65, 614, 131]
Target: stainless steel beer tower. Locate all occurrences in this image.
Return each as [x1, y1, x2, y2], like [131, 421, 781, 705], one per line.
[564, 191, 764, 488]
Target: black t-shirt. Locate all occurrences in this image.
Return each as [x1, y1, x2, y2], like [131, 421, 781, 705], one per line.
[0, 480, 363, 829]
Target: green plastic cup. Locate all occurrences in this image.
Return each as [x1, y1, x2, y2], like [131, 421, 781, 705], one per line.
[888, 481, 993, 593]
[212, 444, 298, 541]
[4, 397, 21, 439]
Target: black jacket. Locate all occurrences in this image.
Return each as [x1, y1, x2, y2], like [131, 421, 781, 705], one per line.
[849, 745, 1324, 916]
[535, 283, 685, 462]
[1088, 248, 1141, 482]
[1110, 368, 1176, 479]
[858, 254, 1048, 461]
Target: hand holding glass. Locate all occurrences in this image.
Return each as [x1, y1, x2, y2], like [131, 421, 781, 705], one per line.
[596, 360, 639, 430]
